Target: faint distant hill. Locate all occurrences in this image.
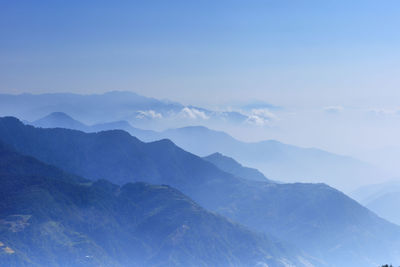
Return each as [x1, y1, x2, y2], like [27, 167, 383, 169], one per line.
[0, 142, 304, 266]
[160, 126, 385, 192]
[2, 116, 400, 266]
[351, 180, 400, 225]
[366, 192, 400, 226]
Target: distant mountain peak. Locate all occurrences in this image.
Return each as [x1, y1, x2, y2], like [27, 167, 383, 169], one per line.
[45, 111, 73, 119]
[41, 111, 82, 124]
[32, 112, 88, 131]
[175, 125, 211, 131]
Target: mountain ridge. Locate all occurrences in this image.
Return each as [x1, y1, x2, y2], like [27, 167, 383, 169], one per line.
[1, 116, 399, 266]
[28, 111, 384, 191]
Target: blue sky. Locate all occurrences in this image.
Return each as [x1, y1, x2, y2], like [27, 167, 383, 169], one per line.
[1, 0, 400, 107]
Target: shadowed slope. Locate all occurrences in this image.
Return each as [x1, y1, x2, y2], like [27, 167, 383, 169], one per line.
[0, 142, 305, 266]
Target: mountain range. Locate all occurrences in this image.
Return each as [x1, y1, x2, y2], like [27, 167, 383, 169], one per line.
[2, 116, 400, 266]
[31, 111, 385, 192]
[31, 111, 161, 141]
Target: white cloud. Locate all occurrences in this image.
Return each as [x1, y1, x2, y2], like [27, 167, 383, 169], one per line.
[245, 108, 277, 126]
[136, 110, 163, 119]
[179, 107, 209, 120]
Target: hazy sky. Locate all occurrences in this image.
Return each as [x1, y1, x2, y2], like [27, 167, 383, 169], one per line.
[3, 0, 400, 172]
[1, 0, 400, 108]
